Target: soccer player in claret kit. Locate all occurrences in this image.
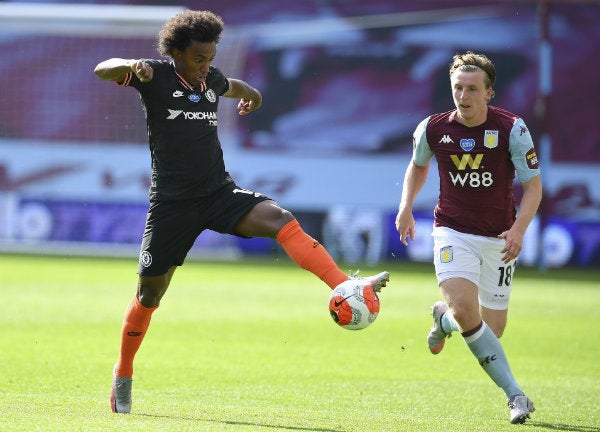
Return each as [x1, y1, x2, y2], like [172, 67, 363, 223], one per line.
[94, 10, 389, 414]
[395, 51, 542, 424]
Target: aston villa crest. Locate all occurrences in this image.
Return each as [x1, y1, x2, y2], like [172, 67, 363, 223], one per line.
[484, 130, 498, 149]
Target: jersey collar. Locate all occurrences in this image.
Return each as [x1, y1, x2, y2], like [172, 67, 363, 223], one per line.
[172, 63, 207, 93]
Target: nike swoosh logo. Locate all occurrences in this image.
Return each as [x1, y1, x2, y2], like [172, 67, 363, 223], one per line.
[0, 163, 80, 190]
[333, 294, 353, 308]
[127, 331, 143, 337]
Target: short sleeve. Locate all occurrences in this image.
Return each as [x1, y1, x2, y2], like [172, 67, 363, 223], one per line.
[412, 116, 434, 166]
[509, 118, 540, 183]
[208, 66, 229, 96]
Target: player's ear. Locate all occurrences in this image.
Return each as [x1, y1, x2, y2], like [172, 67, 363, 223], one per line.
[172, 48, 183, 61]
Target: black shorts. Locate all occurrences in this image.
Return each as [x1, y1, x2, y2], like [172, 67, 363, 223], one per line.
[137, 182, 271, 276]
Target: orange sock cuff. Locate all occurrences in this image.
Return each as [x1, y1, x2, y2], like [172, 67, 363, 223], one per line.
[276, 219, 301, 243]
[126, 295, 158, 328]
[277, 219, 348, 289]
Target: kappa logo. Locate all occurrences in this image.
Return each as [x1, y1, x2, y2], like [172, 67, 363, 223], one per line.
[439, 135, 454, 144]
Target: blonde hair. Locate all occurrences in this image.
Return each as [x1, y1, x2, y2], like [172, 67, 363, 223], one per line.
[449, 51, 496, 90]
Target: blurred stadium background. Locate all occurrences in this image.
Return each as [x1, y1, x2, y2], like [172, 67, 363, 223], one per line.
[1, 0, 599, 268]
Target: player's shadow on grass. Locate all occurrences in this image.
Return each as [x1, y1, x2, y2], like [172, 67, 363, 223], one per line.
[138, 413, 348, 432]
[530, 422, 600, 432]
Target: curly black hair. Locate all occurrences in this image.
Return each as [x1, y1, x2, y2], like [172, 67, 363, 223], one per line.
[157, 10, 224, 57]
[449, 51, 496, 89]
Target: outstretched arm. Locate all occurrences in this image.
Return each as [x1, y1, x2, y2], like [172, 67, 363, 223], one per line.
[94, 58, 153, 83]
[396, 161, 430, 246]
[224, 78, 262, 115]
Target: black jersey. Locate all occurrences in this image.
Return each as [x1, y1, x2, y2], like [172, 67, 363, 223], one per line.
[121, 60, 232, 201]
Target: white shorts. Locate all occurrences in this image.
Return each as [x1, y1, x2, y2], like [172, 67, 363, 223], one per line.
[432, 226, 517, 310]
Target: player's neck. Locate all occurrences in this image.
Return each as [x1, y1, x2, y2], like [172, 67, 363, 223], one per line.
[456, 109, 487, 128]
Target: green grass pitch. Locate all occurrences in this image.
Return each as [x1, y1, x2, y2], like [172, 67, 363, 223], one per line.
[0, 253, 598, 431]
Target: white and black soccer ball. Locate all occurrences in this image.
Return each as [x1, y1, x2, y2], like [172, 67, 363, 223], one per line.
[328, 279, 380, 330]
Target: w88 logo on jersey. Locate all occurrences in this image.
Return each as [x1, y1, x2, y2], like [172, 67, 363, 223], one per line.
[448, 153, 494, 188]
[449, 170, 494, 187]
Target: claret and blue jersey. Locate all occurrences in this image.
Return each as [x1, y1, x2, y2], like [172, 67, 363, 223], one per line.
[413, 105, 541, 237]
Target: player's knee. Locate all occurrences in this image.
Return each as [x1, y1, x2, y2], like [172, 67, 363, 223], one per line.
[255, 201, 294, 227]
[449, 305, 480, 331]
[137, 278, 168, 308]
[137, 289, 162, 308]
[280, 208, 295, 224]
[267, 206, 294, 230]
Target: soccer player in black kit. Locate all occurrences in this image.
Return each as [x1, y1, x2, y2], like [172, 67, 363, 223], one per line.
[395, 52, 542, 424]
[94, 10, 389, 414]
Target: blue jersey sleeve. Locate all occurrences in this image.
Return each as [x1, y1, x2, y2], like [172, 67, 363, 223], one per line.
[412, 116, 434, 166]
[509, 118, 540, 183]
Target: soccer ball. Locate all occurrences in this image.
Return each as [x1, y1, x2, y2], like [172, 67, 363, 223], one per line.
[328, 279, 380, 330]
